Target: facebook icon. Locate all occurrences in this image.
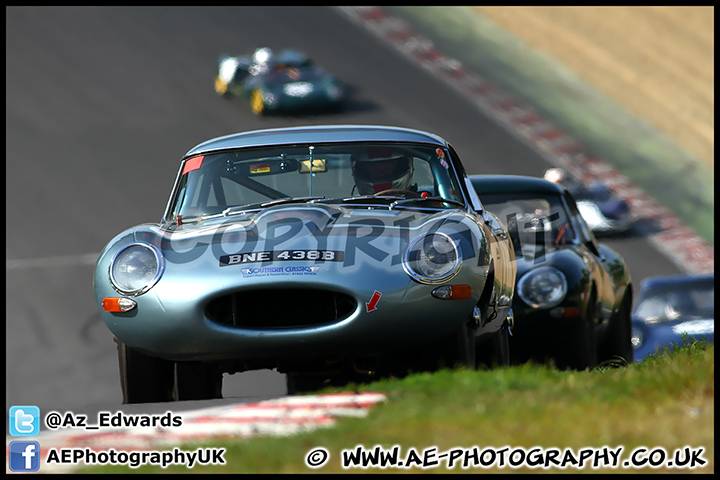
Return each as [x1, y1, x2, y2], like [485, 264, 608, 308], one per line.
[9, 441, 41, 472]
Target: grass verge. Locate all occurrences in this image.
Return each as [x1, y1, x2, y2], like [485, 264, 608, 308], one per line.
[83, 338, 713, 474]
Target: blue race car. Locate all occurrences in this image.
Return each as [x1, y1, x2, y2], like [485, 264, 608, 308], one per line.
[631, 273, 714, 361]
[544, 168, 632, 236]
[94, 125, 518, 403]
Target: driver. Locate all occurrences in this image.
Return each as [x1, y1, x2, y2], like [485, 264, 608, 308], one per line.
[250, 47, 274, 75]
[351, 147, 415, 195]
[543, 167, 586, 195]
[252, 47, 274, 66]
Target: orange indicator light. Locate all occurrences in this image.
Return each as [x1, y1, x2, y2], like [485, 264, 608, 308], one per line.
[431, 285, 472, 300]
[550, 306, 580, 319]
[103, 297, 137, 312]
[561, 306, 580, 318]
[450, 285, 472, 299]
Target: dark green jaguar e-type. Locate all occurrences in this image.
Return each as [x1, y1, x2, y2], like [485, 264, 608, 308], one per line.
[214, 47, 344, 115]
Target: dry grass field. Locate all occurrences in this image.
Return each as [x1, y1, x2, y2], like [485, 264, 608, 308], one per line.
[474, 6, 714, 170]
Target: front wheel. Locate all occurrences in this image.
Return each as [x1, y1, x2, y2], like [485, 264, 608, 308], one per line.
[117, 339, 174, 404]
[286, 374, 329, 395]
[214, 77, 229, 96]
[250, 89, 265, 115]
[476, 319, 511, 369]
[174, 361, 223, 401]
[435, 322, 476, 371]
[559, 299, 598, 371]
[598, 290, 634, 365]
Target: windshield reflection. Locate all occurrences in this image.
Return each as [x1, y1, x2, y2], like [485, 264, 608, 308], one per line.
[167, 143, 465, 221]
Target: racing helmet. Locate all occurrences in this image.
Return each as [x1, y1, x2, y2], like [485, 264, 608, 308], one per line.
[252, 47, 274, 65]
[351, 147, 414, 195]
[518, 209, 552, 234]
[544, 167, 569, 184]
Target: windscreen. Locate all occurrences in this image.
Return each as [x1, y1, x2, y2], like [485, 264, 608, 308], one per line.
[167, 143, 465, 221]
[479, 192, 576, 258]
[634, 279, 714, 322]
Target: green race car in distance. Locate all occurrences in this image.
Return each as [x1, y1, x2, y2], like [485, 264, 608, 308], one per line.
[470, 175, 634, 371]
[94, 125, 518, 403]
[214, 47, 345, 115]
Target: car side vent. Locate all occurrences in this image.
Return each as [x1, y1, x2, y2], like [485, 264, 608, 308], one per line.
[206, 288, 357, 328]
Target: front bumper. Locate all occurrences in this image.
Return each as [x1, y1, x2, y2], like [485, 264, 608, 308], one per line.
[264, 90, 342, 113]
[97, 269, 480, 363]
[507, 300, 588, 355]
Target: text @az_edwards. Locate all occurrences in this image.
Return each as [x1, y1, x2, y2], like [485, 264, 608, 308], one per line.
[44, 410, 182, 430]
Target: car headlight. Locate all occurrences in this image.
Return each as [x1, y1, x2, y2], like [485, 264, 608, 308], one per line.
[403, 232, 461, 284]
[217, 57, 239, 84]
[631, 326, 643, 348]
[109, 243, 164, 295]
[517, 266, 567, 308]
[263, 92, 277, 106]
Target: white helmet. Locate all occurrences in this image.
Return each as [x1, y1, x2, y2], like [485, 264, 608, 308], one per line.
[252, 47, 274, 65]
[543, 167, 568, 184]
[351, 147, 414, 195]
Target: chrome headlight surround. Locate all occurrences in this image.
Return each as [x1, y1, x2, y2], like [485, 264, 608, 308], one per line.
[403, 232, 461, 285]
[108, 242, 165, 296]
[517, 266, 567, 308]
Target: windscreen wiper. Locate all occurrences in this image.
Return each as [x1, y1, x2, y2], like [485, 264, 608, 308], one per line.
[222, 196, 326, 216]
[312, 195, 407, 205]
[390, 196, 465, 209]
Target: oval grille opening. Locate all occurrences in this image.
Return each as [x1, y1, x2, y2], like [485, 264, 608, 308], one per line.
[207, 288, 357, 328]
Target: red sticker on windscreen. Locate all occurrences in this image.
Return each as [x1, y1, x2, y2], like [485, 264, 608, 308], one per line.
[182, 155, 204, 175]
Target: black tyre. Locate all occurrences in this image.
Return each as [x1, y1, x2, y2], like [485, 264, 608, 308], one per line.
[598, 290, 634, 365]
[174, 361, 223, 401]
[286, 373, 328, 395]
[476, 320, 511, 369]
[250, 89, 265, 115]
[214, 76, 231, 98]
[559, 298, 598, 371]
[435, 321, 476, 370]
[117, 339, 174, 404]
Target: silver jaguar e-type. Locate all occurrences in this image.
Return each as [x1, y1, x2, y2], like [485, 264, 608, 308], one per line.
[93, 125, 517, 403]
